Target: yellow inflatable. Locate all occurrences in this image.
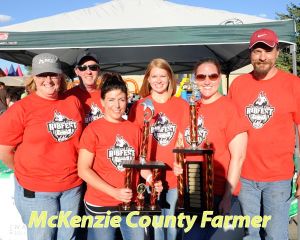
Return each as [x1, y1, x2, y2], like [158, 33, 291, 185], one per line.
[175, 77, 190, 97]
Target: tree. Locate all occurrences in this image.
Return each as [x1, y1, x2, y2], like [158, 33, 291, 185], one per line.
[276, 3, 300, 75]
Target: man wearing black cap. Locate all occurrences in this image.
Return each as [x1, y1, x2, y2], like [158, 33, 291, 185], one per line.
[228, 28, 300, 239]
[65, 52, 104, 126]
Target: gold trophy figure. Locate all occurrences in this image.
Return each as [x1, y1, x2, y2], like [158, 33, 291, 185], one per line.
[136, 183, 146, 210]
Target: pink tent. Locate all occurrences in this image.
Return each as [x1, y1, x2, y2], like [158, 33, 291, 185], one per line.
[16, 65, 23, 76]
[4, 67, 8, 76]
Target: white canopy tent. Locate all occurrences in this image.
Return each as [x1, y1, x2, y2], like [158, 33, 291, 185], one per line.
[0, 0, 272, 31]
[0, 0, 296, 78]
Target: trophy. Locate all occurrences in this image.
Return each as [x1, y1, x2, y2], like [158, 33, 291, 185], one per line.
[136, 183, 146, 210]
[139, 99, 155, 164]
[122, 99, 165, 213]
[173, 81, 214, 213]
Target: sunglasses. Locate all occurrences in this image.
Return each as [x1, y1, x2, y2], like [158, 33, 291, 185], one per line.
[77, 64, 100, 72]
[195, 73, 219, 81]
[36, 73, 60, 79]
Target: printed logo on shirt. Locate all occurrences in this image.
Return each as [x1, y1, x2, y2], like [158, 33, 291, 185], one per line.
[245, 92, 275, 129]
[107, 135, 135, 171]
[184, 115, 208, 146]
[85, 103, 103, 124]
[47, 111, 77, 142]
[150, 113, 176, 146]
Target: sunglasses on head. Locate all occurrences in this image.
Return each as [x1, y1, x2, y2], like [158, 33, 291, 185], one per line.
[77, 64, 99, 72]
[195, 73, 219, 81]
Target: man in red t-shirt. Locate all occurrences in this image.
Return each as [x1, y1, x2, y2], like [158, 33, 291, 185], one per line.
[228, 28, 300, 240]
[65, 52, 103, 126]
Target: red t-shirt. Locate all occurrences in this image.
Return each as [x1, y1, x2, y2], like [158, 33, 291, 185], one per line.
[79, 118, 141, 206]
[183, 96, 248, 196]
[128, 95, 190, 188]
[228, 70, 300, 181]
[0, 93, 84, 191]
[64, 86, 104, 126]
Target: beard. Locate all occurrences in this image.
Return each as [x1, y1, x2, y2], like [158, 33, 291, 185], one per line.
[252, 61, 274, 76]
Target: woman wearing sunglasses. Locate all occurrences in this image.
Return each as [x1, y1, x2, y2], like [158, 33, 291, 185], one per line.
[65, 52, 104, 126]
[175, 58, 248, 239]
[128, 58, 190, 240]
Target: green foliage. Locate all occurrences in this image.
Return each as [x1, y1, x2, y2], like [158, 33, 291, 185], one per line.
[276, 3, 300, 75]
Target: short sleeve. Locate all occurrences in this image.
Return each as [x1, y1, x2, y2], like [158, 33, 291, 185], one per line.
[79, 124, 97, 153]
[0, 102, 25, 146]
[224, 100, 248, 143]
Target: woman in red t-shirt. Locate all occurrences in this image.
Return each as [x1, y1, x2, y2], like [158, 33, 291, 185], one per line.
[0, 53, 84, 240]
[78, 73, 162, 240]
[175, 58, 248, 239]
[128, 59, 190, 240]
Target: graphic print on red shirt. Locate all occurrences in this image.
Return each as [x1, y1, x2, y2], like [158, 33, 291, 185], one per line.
[150, 112, 177, 146]
[47, 111, 78, 142]
[245, 91, 275, 129]
[107, 135, 136, 171]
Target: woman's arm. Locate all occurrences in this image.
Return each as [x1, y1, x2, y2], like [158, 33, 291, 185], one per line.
[0, 145, 15, 170]
[219, 131, 248, 214]
[78, 148, 132, 203]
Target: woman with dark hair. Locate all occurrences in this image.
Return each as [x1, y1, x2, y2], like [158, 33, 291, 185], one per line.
[175, 58, 248, 239]
[128, 58, 189, 240]
[0, 53, 84, 240]
[78, 72, 162, 240]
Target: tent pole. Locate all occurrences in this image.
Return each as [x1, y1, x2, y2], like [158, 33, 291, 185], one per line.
[290, 44, 297, 76]
[226, 73, 230, 95]
[290, 43, 300, 240]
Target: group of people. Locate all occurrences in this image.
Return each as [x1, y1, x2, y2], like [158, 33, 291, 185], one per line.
[0, 27, 298, 240]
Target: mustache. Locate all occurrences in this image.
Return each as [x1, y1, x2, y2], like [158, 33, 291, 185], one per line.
[253, 60, 272, 65]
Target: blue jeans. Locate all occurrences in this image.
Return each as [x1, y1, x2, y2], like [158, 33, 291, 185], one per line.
[184, 195, 244, 240]
[154, 188, 178, 240]
[86, 211, 144, 240]
[239, 178, 292, 240]
[14, 177, 82, 240]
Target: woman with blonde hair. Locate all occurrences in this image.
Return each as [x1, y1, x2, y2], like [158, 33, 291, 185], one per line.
[0, 53, 84, 240]
[128, 58, 189, 240]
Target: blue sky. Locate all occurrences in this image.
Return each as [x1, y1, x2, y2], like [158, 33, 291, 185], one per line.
[0, 0, 297, 73]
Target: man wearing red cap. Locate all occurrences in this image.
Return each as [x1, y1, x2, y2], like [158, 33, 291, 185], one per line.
[228, 28, 300, 239]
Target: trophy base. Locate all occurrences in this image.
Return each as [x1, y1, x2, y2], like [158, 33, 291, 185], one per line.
[122, 160, 166, 169]
[173, 147, 213, 154]
[118, 203, 162, 215]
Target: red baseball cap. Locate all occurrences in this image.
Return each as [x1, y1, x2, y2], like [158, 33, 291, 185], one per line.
[249, 28, 278, 49]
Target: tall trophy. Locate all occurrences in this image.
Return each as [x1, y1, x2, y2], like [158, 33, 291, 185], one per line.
[122, 99, 165, 213]
[173, 81, 214, 214]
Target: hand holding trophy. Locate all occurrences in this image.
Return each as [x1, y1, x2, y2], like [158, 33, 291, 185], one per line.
[122, 98, 165, 212]
[173, 79, 214, 213]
